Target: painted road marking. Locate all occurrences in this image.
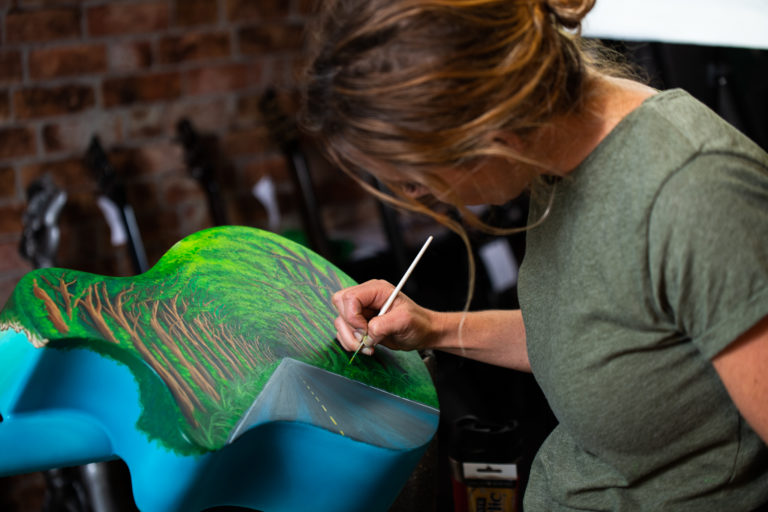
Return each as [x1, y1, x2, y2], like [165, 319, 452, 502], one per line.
[301, 377, 344, 436]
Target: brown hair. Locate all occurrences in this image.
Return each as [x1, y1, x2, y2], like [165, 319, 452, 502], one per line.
[300, 0, 624, 307]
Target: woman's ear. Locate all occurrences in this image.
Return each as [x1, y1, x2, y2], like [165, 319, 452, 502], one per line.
[489, 130, 526, 152]
[400, 181, 431, 199]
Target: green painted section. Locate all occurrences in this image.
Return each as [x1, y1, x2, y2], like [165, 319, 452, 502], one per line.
[0, 226, 438, 455]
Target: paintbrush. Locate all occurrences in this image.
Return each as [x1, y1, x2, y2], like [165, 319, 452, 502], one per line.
[348, 235, 434, 364]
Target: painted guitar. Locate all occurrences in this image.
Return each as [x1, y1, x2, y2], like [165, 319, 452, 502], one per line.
[0, 226, 439, 512]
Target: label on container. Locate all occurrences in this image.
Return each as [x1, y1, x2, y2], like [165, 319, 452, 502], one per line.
[467, 485, 516, 512]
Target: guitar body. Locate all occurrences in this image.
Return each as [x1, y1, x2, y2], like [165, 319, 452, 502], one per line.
[0, 226, 439, 512]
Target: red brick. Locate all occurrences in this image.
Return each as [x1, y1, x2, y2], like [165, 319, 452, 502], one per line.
[136, 214, 182, 252]
[254, 87, 302, 126]
[42, 115, 122, 154]
[157, 32, 231, 64]
[238, 24, 304, 55]
[29, 44, 107, 80]
[54, 189, 101, 225]
[184, 63, 262, 95]
[17, 0, 89, 6]
[226, 0, 289, 21]
[87, 2, 169, 37]
[0, 167, 17, 200]
[0, 127, 36, 159]
[161, 173, 206, 206]
[108, 41, 153, 71]
[227, 191, 265, 227]
[221, 126, 271, 157]
[13, 85, 96, 119]
[130, 141, 184, 176]
[102, 142, 183, 180]
[297, 0, 316, 16]
[174, 99, 233, 135]
[124, 98, 230, 139]
[0, 50, 23, 84]
[123, 180, 160, 216]
[241, 154, 291, 184]
[20, 157, 92, 190]
[270, 55, 307, 87]
[102, 72, 181, 107]
[5, 8, 80, 43]
[134, 207, 181, 254]
[0, 239, 31, 273]
[235, 93, 263, 124]
[53, 209, 131, 275]
[98, 149, 136, 181]
[0, 202, 24, 234]
[0, 91, 9, 122]
[0, 271, 30, 309]
[125, 106, 169, 139]
[174, 0, 219, 26]
[175, 199, 210, 232]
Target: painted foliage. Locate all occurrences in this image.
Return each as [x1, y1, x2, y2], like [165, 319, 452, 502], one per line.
[0, 226, 438, 454]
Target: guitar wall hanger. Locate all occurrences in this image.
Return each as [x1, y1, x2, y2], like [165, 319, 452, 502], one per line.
[85, 136, 149, 274]
[19, 174, 67, 270]
[260, 88, 333, 260]
[176, 119, 230, 227]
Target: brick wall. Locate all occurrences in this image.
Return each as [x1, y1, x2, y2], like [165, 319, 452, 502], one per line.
[0, 0, 380, 306]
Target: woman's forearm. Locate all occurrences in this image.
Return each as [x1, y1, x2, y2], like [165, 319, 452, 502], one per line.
[426, 309, 531, 372]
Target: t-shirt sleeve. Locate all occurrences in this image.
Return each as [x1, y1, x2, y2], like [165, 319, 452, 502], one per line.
[648, 152, 768, 360]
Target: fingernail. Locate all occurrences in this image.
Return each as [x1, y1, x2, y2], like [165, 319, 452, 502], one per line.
[362, 347, 374, 356]
[353, 330, 365, 342]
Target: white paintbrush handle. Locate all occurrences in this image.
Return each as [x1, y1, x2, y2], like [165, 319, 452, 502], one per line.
[377, 235, 433, 316]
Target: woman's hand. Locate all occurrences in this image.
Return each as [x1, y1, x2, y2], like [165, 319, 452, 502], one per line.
[333, 280, 532, 371]
[332, 279, 436, 357]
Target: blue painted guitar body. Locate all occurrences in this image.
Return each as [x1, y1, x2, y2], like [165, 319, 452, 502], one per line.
[0, 226, 439, 511]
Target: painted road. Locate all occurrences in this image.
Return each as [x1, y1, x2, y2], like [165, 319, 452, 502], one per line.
[228, 358, 439, 450]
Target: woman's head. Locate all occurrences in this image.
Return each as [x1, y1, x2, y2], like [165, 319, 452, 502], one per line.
[301, 0, 600, 210]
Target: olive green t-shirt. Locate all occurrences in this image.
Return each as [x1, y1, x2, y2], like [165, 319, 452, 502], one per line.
[518, 89, 768, 511]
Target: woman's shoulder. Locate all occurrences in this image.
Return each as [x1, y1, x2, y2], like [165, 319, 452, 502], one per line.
[636, 88, 766, 160]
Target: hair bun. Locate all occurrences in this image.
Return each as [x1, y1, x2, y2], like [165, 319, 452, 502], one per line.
[542, 0, 596, 30]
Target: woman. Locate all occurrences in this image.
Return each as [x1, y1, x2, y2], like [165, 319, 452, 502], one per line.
[300, 0, 768, 509]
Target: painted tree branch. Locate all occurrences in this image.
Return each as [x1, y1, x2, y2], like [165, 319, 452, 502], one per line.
[32, 278, 69, 334]
[150, 300, 221, 403]
[76, 284, 117, 343]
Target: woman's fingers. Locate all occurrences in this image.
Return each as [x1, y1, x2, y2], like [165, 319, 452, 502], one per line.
[334, 314, 365, 351]
[332, 280, 393, 325]
[332, 278, 433, 357]
[332, 279, 398, 354]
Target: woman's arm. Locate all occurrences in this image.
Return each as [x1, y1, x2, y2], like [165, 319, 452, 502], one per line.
[712, 313, 768, 444]
[427, 309, 531, 372]
[332, 279, 531, 372]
